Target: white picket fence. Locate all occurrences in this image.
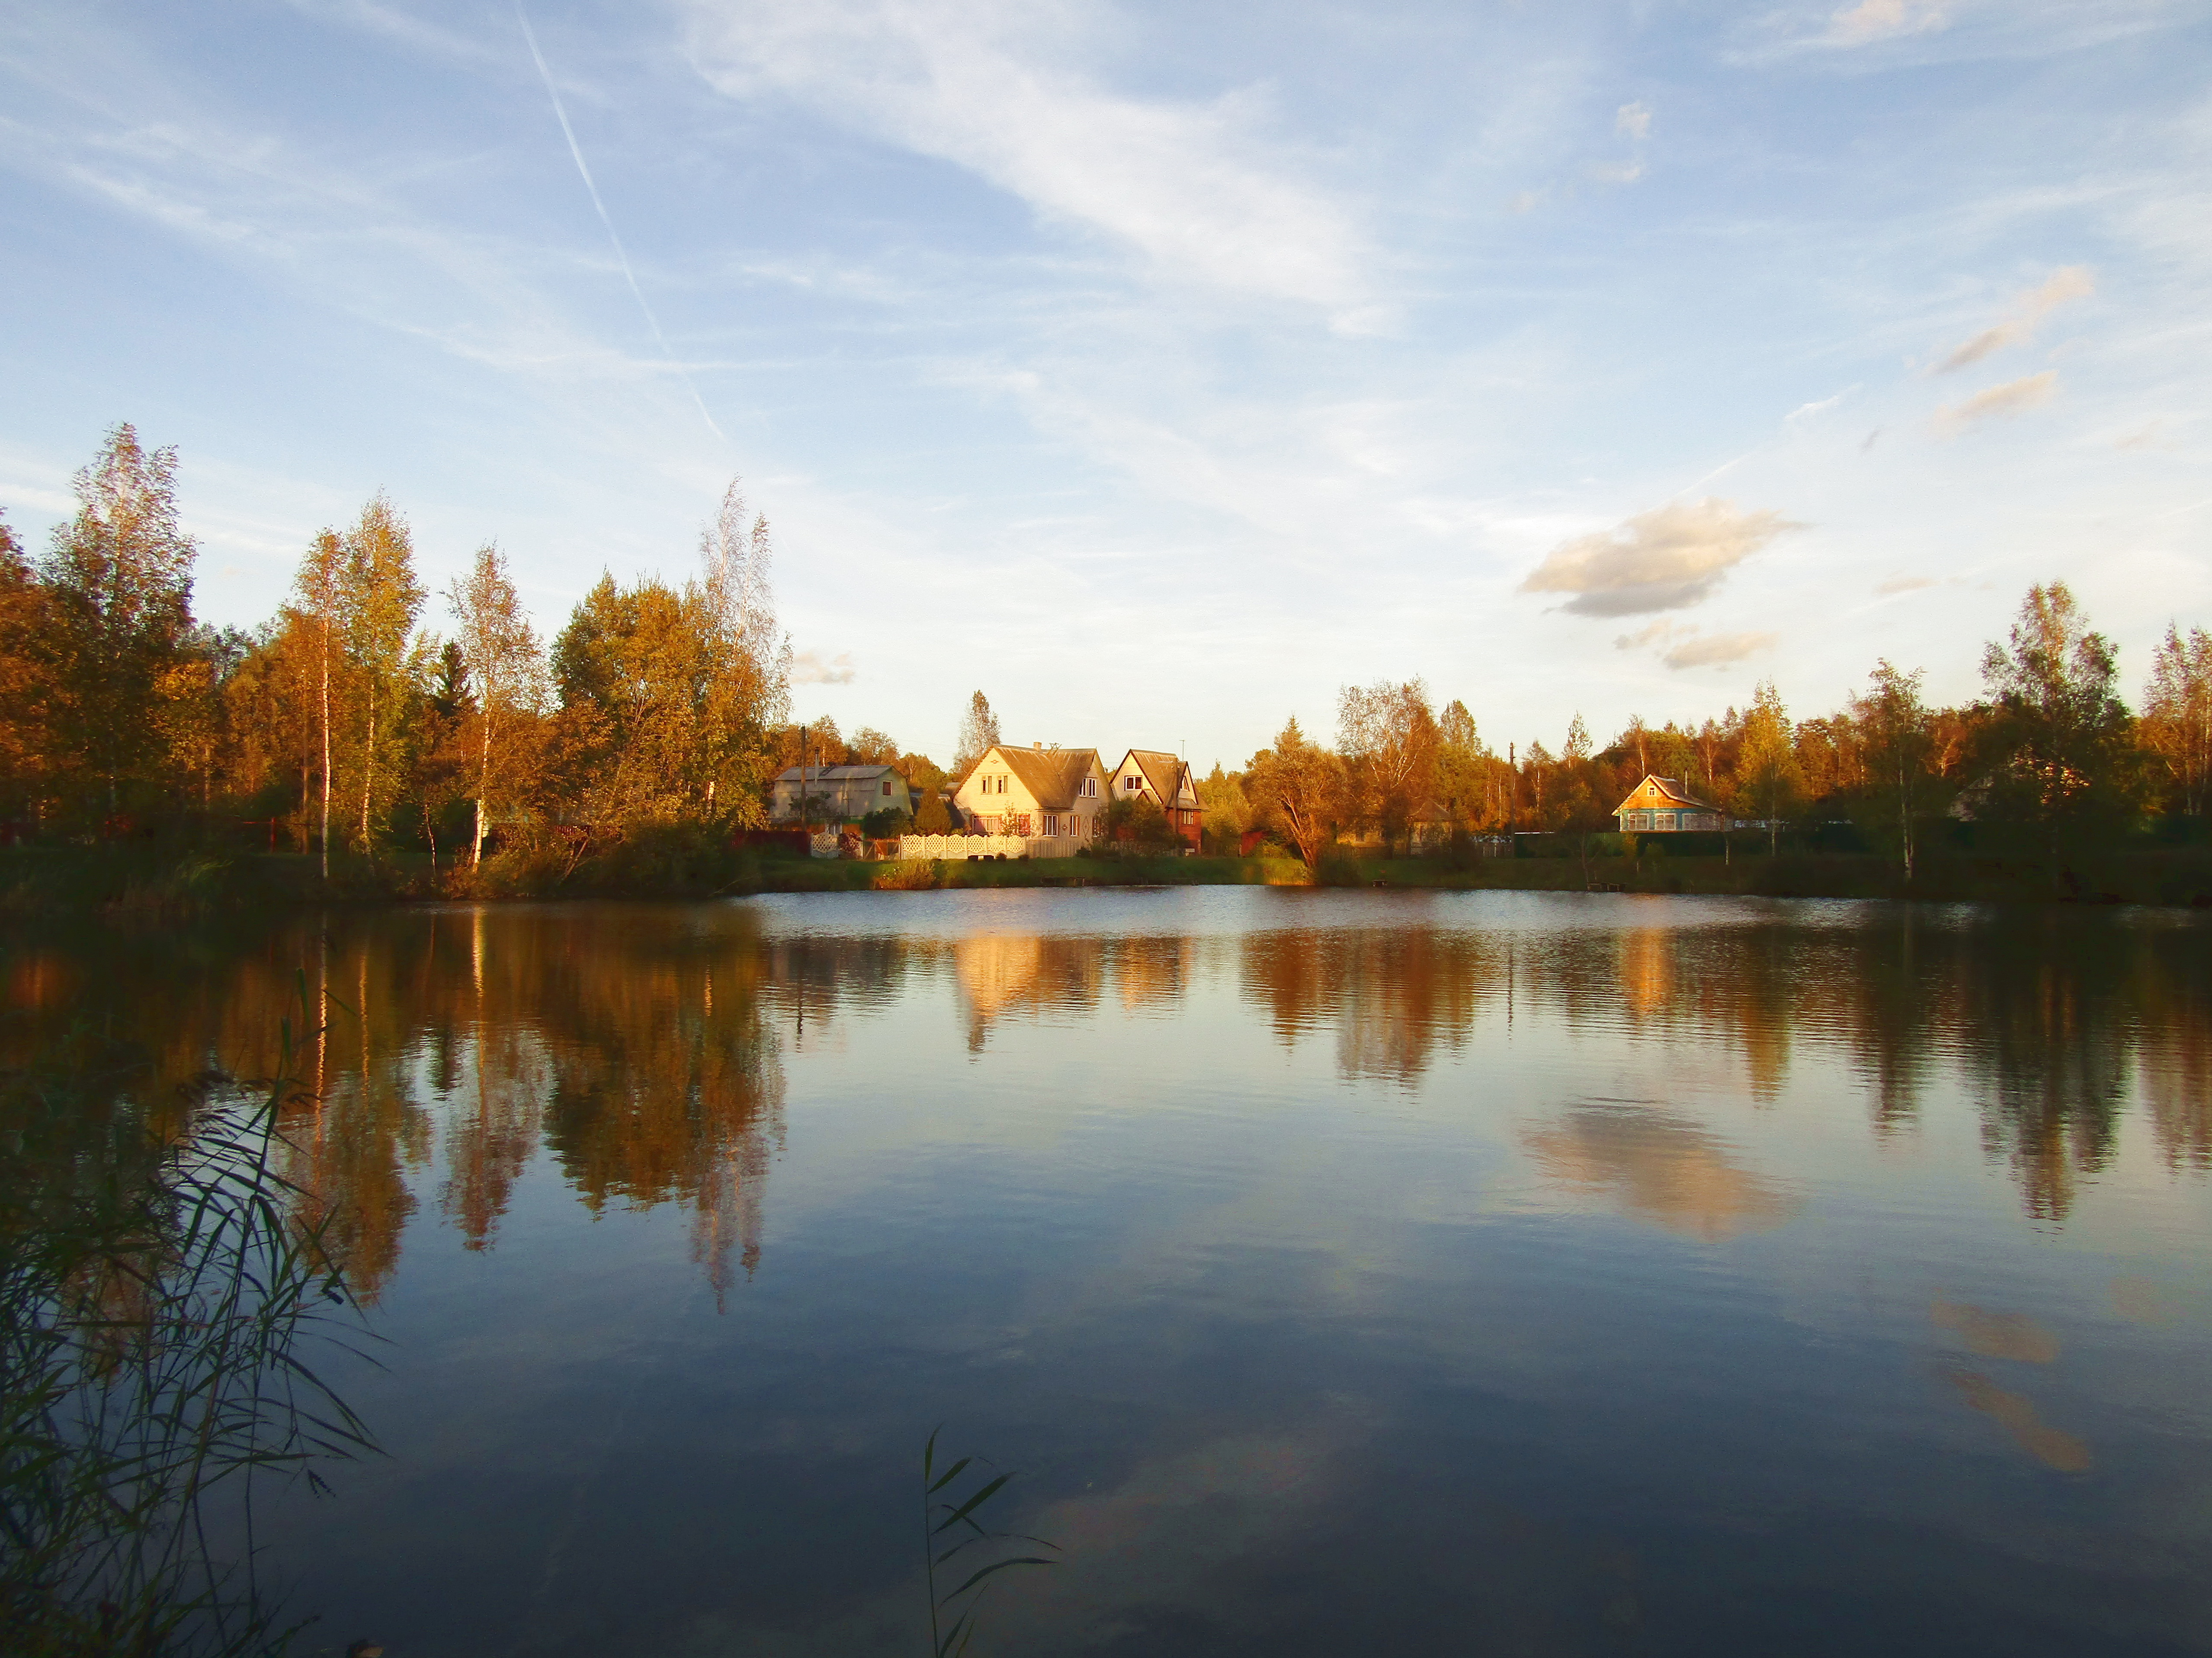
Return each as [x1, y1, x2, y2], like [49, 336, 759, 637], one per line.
[896, 833, 1080, 861]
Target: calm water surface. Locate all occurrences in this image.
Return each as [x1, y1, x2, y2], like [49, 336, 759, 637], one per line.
[11, 889, 2212, 1655]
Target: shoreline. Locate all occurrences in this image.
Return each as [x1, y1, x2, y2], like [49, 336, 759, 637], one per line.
[4, 843, 2210, 925]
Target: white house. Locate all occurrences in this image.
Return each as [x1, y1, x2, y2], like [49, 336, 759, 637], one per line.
[952, 745, 1110, 843]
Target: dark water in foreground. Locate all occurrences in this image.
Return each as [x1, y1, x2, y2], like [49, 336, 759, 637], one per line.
[9, 889, 2212, 1655]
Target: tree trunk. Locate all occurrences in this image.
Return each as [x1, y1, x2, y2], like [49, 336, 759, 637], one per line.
[473, 705, 491, 868]
[318, 631, 331, 879]
[360, 677, 375, 851]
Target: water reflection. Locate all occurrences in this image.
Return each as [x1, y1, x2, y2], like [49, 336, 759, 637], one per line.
[1523, 1100, 1801, 1241]
[1946, 1370, 2093, 1472]
[3, 898, 2207, 1301]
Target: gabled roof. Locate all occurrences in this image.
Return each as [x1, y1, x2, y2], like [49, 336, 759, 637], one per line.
[976, 745, 1103, 811]
[775, 764, 902, 783]
[1613, 774, 1720, 815]
[1118, 749, 1196, 807]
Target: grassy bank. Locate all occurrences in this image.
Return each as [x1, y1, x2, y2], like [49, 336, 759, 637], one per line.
[5, 839, 2209, 922]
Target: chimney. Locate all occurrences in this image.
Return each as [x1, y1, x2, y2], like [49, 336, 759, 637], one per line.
[1034, 740, 1042, 749]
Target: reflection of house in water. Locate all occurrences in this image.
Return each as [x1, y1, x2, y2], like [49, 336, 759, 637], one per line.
[1619, 929, 1673, 1020]
[1112, 937, 1194, 1014]
[953, 934, 1103, 1051]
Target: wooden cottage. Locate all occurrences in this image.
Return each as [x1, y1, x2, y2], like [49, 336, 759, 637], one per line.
[1613, 775, 1724, 833]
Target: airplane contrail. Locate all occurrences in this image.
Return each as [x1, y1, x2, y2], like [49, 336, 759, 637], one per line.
[516, 5, 726, 442]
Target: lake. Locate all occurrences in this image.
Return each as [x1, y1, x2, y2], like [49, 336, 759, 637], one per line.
[8, 888, 2211, 1655]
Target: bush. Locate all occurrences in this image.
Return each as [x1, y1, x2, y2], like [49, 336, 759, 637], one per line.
[1313, 845, 1364, 887]
[573, 822, 754, 895]
[872, 860, 939, 890]
[1103, 796, 1179, 854]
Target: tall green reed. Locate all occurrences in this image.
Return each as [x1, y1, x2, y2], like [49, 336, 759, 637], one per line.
[920, 1428, 1056, 1658]
[0, 1015, 376, 1657]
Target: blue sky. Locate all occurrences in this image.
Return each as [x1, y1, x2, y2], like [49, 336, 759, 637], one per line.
[1, 0, 2206, 769]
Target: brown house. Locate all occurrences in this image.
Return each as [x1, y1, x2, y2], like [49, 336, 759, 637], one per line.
[1109, 749, 1202, 848]
[1614, 775, 1724, 833]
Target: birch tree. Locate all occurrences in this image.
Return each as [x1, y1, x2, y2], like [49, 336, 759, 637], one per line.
[38, 423, 197, 819]
[1850, 660, 1935, 879]
[2144, 622, 2212, 818]
[1976, 581, 2141, 854]
[449, 542, 545, 865]
[337, 496, 425, 851]
[1732, 680, 1804, 855]
[293, 532, 345, 875]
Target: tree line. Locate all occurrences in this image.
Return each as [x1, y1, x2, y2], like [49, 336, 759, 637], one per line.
[1, 424, 2206, 884]
[1221, 582, 2209, 876]
[0, 424, 805, 874]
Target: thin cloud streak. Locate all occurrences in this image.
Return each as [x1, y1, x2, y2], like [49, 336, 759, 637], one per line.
[1614, 620, 1779, 670]
[1936, 266, 2093, 372]
[682, 0, 1366, 313]
[1936, 370, 2058, 430]
[516, 4, 726, 442]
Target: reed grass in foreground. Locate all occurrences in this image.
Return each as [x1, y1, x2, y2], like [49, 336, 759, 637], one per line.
[0, 1023, 376, 1657]
[921, 1428, 1056, 1658]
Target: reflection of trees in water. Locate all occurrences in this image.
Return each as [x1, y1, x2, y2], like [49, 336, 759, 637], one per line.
[1236, 911, 2212, 1222]
[3, 909, 786, 1305]
[2135, 931, 2212, 1175]
[8, 906, 2208, 1248]
[1240, 929, 1500, 1083]
[1942, 919, 2140, 1221]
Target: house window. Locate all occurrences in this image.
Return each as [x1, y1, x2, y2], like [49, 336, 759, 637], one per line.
[1082, 778, 1097, 797]
[882, 781, 891, 796]
[1124, 776, 1141, 792]
[1042, 814, 1058, 835]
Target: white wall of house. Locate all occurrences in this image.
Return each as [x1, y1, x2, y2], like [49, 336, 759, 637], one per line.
[952, 746, 1109, 842]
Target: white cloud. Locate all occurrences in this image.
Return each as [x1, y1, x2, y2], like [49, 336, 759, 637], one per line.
[1521, 497, 1802, 618]
[1936, 370, 2058, 430]
[1828, 0, 1952, 45]
[1875, 575, 1937, 595]
[682, 0, 1365, 311]
[1936, 266, 2094, 372]
[1614, 620, 1779, 670]
[792, 649, 856, 684]
[1615, 102, 1652, 141]
[1784, 388, 1854, 428]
